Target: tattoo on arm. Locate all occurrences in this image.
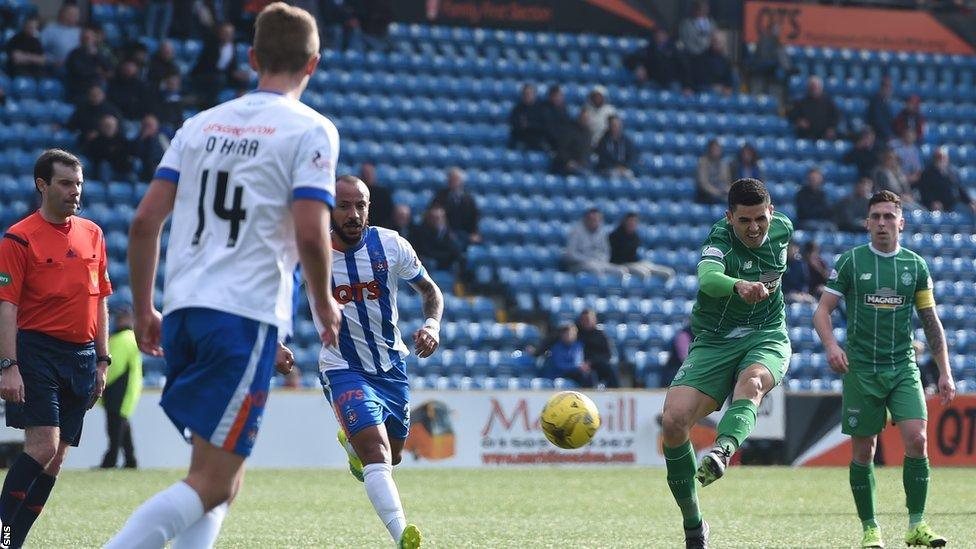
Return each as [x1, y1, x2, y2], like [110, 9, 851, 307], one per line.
[918, 307, 945, 357]
[414, 277, 443, 322]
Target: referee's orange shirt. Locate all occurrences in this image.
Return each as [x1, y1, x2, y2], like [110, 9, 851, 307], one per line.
[0, 212, 113, 344]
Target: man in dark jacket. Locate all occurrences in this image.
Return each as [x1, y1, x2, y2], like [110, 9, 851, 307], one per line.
[552, 110, 593, 176]
[576, 310, 620, 388]
[865, 76, 895, 142]
[842, 127, 883, 180]
[64, 25, 113, 100]
[431, 167, 481, 245]
[5, 16, 48, 78]
[68, 85, 123, 144]
[596, 116, 638, 176]
[790, 76, 840, 140]
[509, 83, 546, 150]
[191, 22, 248, 108]
[108, 59, 151, 121]
[917, 148, 976, 214]
[609, 213, 675, 279]
[410, 205, 462, 271]
[539, 85, 574, 151]
[129, 114, 170, 182]
[795, 167, 835, 230]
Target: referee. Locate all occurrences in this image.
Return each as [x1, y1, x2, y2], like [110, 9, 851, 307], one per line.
[0, 149, 112, 548]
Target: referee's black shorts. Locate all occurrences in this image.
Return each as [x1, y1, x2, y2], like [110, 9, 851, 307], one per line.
[5, 330, 96, 446]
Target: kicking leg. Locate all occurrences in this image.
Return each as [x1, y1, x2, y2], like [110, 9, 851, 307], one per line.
[171, 465, 243, 549]
[697, 363, 774, 487]
[661, 385, 717, 548]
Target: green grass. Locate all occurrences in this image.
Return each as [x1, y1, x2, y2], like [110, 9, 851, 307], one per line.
[27, 467, 976, 548]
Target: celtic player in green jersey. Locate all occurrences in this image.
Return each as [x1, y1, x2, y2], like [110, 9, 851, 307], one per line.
[662, 179, 793, 549]
[813, 191, 955, 549]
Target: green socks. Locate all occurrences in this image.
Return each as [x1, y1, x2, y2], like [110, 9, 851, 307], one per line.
[664, 440, 702, 529]
[850, 461, 878, 530]
[903, 455, 930, 527]
[715, 399, 758, 454]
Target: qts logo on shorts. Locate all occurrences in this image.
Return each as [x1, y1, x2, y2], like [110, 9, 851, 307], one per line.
[333, 281, 384, 304]
[336, 389, 365, 407]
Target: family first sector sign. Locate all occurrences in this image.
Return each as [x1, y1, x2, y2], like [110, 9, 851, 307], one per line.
[60, 390, 783, 469]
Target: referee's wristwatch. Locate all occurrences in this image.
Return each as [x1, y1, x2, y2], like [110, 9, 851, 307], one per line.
[0, 358, 17, 370]
[97, 355, 112, 366]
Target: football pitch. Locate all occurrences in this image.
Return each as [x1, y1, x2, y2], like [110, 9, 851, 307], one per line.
[30, 466, 975, 548]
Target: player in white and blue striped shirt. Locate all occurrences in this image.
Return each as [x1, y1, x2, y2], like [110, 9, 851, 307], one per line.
[310, 175, 442, 549]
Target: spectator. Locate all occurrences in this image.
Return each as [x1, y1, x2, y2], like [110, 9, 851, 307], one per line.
[782, 241, 815, 303]
[678, 1, 716, 58]
[147, 40, 180, 88]
[108, 59, 152, 121]
[865, 75, 896, 142]
[39, 3, 81, 66]
[191, 22, 249, 108]
[319, 0, 361, 51]
[595, 115, 638, 176]
[410, 204, 462, 271]
[354, 0, 394, 51]
[843, 127, 883, 179]
[6, 16, 48, 78]
[129, 114, 170, 182]
[690, 34, 734, 95]
[893, 94, 925, 140]
[749, 20, 791, 95]
[551, 110, 594, 176]
[872, 148, 915, 205]
[608, 213, 675, 279]
[98, 304, 142, 469]
[661, 324, 693, 387]
[358, 162, 394, 229]
[67, 85, 123, 143]
[64, 25, 114, 101]
[390, 204, 413, 239]
[890, 128, 923, 185]
[152, 73, 188, 132]
[695, 139, 731, 204]
[84, 114, 132, 181]
[917, 147, 976, 215]
[795, 167, 836, 231]
[576, 310, 621, 388]
[581, 86, 617, 146]
[628, 28, 682, 88]
[431, 167, 481, 245]
[119, 40, 149, 71]
[835, 177, 874, 232]
[540, 84, 573, 151]
[730, 143, 763, 181]
[508, 83, 546, 150]
[545, 323, 594, 388]
[802, 241, 829, 297]
[563, 208, 627, 275]
[790, 76, 840, 140]
[144, 0, 174, 41]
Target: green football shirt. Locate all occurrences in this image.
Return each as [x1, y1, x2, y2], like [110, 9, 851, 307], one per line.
[691, 211, 793, 338]
[824, 244, 933, 371]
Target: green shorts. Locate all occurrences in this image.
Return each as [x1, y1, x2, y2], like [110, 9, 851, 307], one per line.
[670, 329, 791, 406]
[842, 366, 927, 436]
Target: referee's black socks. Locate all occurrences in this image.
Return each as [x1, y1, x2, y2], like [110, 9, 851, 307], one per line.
[8, 472, 56, 548]
[0, 453, 43, 524]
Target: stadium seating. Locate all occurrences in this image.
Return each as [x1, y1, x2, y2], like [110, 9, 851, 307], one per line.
[1, 16, 974, 392]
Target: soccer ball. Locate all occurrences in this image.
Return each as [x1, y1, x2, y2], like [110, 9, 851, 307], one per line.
[539, 391, 601, 449]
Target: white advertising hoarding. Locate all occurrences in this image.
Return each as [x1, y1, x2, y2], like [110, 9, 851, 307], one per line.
[59, 388, 783, 470]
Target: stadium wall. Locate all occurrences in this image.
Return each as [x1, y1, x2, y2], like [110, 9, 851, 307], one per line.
[48, 389, 784, 469]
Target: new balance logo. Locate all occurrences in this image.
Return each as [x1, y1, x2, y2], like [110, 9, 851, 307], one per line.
[860, 273, 872, 280]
